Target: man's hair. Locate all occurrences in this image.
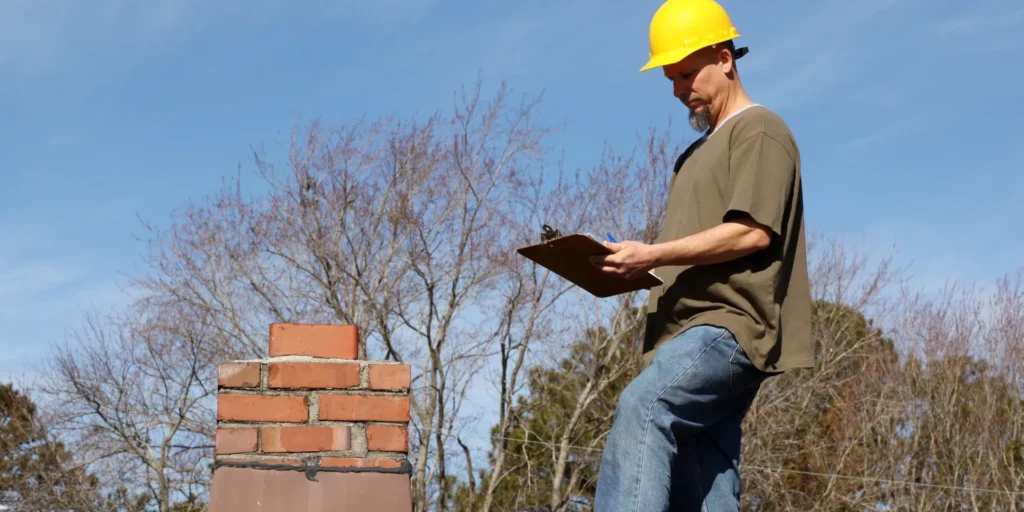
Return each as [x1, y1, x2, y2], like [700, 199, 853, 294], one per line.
[717, 39, 749, 70]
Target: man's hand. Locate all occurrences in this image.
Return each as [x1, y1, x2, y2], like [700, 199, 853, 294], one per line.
[588, 217, 773, 277]
[589, 241, 658, 279]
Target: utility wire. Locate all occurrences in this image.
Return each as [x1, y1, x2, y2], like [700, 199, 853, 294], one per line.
[417, 427, 1024, 498]
[741, 465, 1024, 498]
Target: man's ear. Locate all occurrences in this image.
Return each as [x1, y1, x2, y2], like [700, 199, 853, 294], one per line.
[718, 46, 735, 75]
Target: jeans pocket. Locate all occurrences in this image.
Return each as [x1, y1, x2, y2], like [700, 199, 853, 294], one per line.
[728, 341, 763, 391]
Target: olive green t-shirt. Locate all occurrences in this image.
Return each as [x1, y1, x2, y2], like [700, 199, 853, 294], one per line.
[643, 105, 813, 373]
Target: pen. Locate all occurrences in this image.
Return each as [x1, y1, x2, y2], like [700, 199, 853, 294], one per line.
[606, 233, 617, 243]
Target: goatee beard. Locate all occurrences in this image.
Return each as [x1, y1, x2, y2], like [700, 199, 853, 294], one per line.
[689, 104, 712, 133]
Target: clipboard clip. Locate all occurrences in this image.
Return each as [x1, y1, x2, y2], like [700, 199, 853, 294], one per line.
[540, 224, 562, 243]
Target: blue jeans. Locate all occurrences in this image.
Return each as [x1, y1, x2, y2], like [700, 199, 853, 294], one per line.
[594, 324, 767, 511]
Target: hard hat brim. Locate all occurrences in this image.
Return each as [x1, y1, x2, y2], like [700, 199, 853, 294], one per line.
[639, 46, 699, 72]
[639, 35, 742, 73]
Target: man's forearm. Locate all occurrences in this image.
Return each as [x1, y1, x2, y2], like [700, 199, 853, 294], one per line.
[650, 218, 771, 267]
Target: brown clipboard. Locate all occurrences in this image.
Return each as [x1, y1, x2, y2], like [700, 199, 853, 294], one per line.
[516, 228, 663, 298]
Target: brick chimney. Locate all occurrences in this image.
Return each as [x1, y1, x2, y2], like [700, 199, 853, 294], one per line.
[209, 323, 413, 512]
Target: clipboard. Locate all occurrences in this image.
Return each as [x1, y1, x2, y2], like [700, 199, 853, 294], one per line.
[516, 225, 663, 298]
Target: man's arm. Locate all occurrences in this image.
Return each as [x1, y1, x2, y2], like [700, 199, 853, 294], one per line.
[650, 214, 771, 266]
[589, 214, 771, 278]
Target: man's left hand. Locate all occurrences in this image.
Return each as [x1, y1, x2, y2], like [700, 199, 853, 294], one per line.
[589, 241, 658, 279]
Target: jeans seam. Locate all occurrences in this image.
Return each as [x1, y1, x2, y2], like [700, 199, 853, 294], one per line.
[632, 328, 726, 512]
[728, 344, 741, 389]
[712, 326, 730, 344]
[693, 450, 707, 512]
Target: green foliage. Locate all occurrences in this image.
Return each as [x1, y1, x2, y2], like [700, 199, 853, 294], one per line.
[0, 382, 90, 510]
[455, 317, 644, 511]
[0, 382, 157, 512]
[459, 298, 1024, 511]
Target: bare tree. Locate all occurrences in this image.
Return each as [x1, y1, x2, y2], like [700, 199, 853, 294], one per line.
[450, 125, 680, 511]
[38, 301, 214, 512]
[43, 79, 583, 511]
[738, 233, 1024, 511]
[883, 273, 1024, 511]
[533, 130, 677, 512]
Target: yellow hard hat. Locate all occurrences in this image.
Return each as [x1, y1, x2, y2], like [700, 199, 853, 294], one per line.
[640, 0, 745, 72]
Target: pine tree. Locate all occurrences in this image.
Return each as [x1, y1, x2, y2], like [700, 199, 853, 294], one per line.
[0, 382, 150, 511]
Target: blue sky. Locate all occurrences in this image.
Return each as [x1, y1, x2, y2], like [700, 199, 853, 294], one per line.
[1, 0, 1022, 394]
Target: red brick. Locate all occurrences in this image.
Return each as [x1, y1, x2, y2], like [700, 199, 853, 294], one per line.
[320, 457, 404, 469]
[269, 323, 357, 359]
[268, 362, 360, 389]
[369, 364, 411, 390]
[262, 426, 350, 453]
[366, 425, 408, 452]
[215, 428, 257, 454]
[218, 455, 304, 466]
[218, 362, 261, 388]
[319, 395, 410, 422]
[217, 394, 307, 422]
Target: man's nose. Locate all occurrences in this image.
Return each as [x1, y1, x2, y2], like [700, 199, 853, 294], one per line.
[673, 83, 688, 99]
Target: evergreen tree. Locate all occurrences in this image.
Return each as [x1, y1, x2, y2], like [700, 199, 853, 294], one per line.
[0, 382, 152, 511]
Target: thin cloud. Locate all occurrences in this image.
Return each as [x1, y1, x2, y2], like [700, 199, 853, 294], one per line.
[924, 6, 1024, 36]
[738, 0, 927, 109]
[0, 228, 134, 386]
[0, 259, 81, 304]
[449, 0, 647, 83]
[741, 0, 914, 74]
[0, 0, 438, 79]
[918, 4, 1024, 57]
[751, 47, 846, 110]
[836, 117, 929, 152]
[0, 0, 195, 76]
[0, 277, 130, 386]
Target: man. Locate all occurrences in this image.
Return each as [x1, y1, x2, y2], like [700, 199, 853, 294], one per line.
[589, 0, 814, 510]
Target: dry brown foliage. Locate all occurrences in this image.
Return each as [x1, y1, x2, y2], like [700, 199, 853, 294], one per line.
[459, 239, 1024, 511]
[741, 241, 1024, 511]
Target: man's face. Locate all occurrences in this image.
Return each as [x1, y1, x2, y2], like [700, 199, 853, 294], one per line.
[663, 48, 726, 132]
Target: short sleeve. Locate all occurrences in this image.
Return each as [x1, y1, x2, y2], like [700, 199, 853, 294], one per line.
[725, 132, 796, 236]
